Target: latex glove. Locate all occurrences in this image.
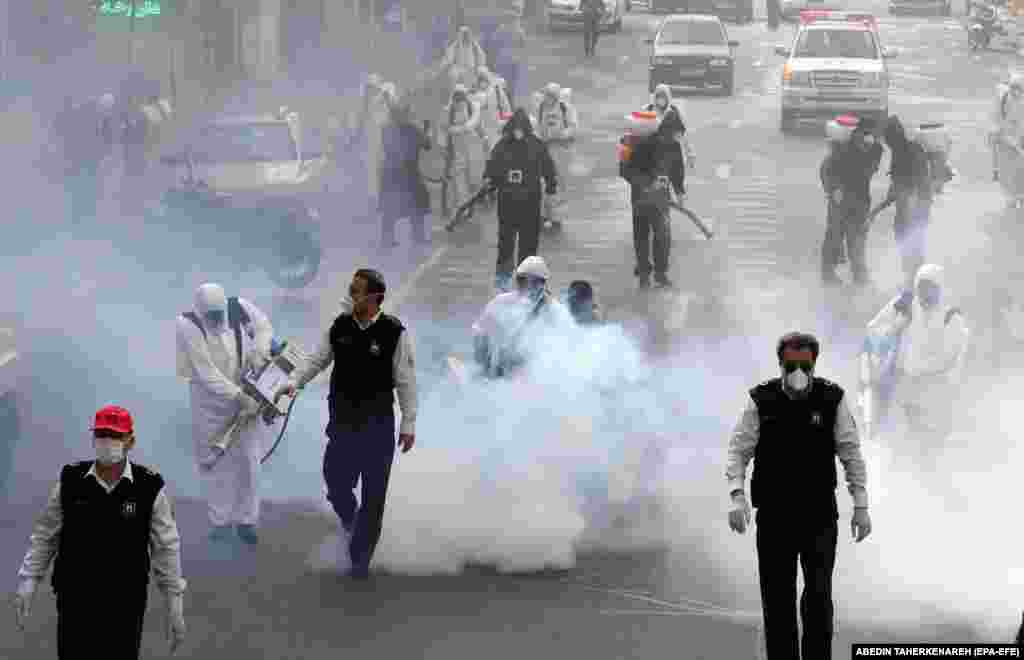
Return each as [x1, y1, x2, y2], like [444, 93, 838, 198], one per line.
[851, 507, 872, 542]
[13, 578, 37, 631]
[398, 433, 415, 454]
[727, 491, 752, 534]
[165, 593, 186, 655]
[239, 393, 263, 418]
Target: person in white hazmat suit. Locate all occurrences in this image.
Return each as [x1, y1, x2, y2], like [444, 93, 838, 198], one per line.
[472, 256, 573, 378]
[992, 73, 1024, 207]
[346, 75, 398, 219]
[438, 25, 488, 92]
[175, 283, 277, 544]
[442, 84, 489, 221]
[860, 264, 969, 466]
[534, 83, 579, 232]
[471, 66, 512, 151]
[643, 84, 696, 181]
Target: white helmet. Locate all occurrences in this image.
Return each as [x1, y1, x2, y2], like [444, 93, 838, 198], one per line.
[516, 255, 550, 281]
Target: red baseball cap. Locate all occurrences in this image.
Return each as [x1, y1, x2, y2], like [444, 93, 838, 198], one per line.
[92, 406, 134, 435]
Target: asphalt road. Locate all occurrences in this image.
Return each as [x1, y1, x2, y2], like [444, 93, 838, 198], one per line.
[3, 3, 1022, 658]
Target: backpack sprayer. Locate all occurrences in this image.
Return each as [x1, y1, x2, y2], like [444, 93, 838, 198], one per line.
[204, 338, 304, 469]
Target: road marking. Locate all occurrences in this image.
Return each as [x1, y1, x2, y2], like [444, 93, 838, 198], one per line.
[571, 581, 757, 619]
[391, 243, 451, 312]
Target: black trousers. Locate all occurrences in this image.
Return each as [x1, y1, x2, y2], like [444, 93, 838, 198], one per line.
[496, 201, 542, 285]
[822, 196, 869, 283]
[755, 509, 838, 660]
[58, 591, 146, 659]
[632, 202, 671, 279]
[323, 414, 397, 568]
[584, 16, 601, 55]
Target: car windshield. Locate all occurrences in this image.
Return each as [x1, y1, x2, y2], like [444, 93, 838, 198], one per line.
[189, 123, 297, 163]
[793, 28, 879, 58]
[657, 21, 725, 46]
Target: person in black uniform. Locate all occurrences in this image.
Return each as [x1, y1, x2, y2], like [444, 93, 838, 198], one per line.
[483, 108, 558, 292]
[13, 405, 187, 658]
[279, 269, 417, 580]
[820, 117, 883, 287]
[624, 109, 686, 290]
[726, 332, 872, 660]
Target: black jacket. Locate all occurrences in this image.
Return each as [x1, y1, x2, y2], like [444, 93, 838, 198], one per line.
[624, 132, 685, 205]
[484, 109, 558, 204]
[379, 119, 432, 218]
[820, 140, 883, 202]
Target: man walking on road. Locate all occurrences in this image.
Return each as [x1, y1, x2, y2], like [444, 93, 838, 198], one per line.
[279, 269, 417, 580]
[581, 0, 606, 57]
[820, 116, 883, 287]
[13, 405, 187, 658]
[623, 109, 686, 289]
[726, 332, 872, 660]
[484, 108, 559, 292]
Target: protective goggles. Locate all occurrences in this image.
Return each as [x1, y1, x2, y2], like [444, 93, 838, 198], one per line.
[516, 275, 546, 287]
[782, 361, 814, 374]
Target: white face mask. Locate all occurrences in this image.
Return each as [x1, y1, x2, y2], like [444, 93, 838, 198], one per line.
[785, 369, 810, 392]
[95, 439, 126, 465]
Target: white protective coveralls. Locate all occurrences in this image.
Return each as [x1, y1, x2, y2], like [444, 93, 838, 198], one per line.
[534, 83, 579, 227]
[993, 74, 1024, 204]
[443, 85, 488, 218]
[645, 84, 696, 170]
[347, 76, 397, 206]
[893, 264, 970, 446]
[439, 26, 488, 91]
[471, 66, 512, 151]
[472, 256, 574, 375]
[175, 284, 276, 528]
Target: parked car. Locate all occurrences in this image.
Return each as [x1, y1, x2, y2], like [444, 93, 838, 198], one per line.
[645, 14, 739, 95]
[153, 108, 325, 289]
[888, 0, 952, 15]
[776, 11, 895, 133]
[649, 0, 755, 23]
[547, 0, 628, 32]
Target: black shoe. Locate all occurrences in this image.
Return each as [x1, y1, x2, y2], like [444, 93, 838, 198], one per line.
[638, 276, 651, 290]
[654, 274, 673, 288]
[236, 524, 259, 545]
[208, 525, 234, 543]
[348, 563, 370, 580]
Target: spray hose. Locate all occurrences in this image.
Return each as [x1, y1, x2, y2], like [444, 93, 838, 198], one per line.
[260, 394, 299, 465]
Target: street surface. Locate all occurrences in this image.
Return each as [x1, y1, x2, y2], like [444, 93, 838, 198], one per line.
[3, 2, 1022, 658]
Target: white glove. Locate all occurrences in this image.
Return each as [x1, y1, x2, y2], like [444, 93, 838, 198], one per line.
[165, 593, 185, 655]
[727, 490, 752, 534]
[13, 578, 37, 631]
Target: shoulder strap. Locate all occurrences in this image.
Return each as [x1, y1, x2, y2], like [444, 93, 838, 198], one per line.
[227, 297, 248, 368]
[182, 311, 206, 341]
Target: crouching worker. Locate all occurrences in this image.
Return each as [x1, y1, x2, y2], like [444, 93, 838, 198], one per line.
[13, 405, 187, 658]
[473, 255, 572, 377]
[176, 283, 277, 545]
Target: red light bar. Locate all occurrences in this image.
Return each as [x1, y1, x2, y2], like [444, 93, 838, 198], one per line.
[799, 9, 877, 28]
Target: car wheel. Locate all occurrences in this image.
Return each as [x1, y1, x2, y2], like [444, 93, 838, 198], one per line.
[780, 110, 795, 133]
